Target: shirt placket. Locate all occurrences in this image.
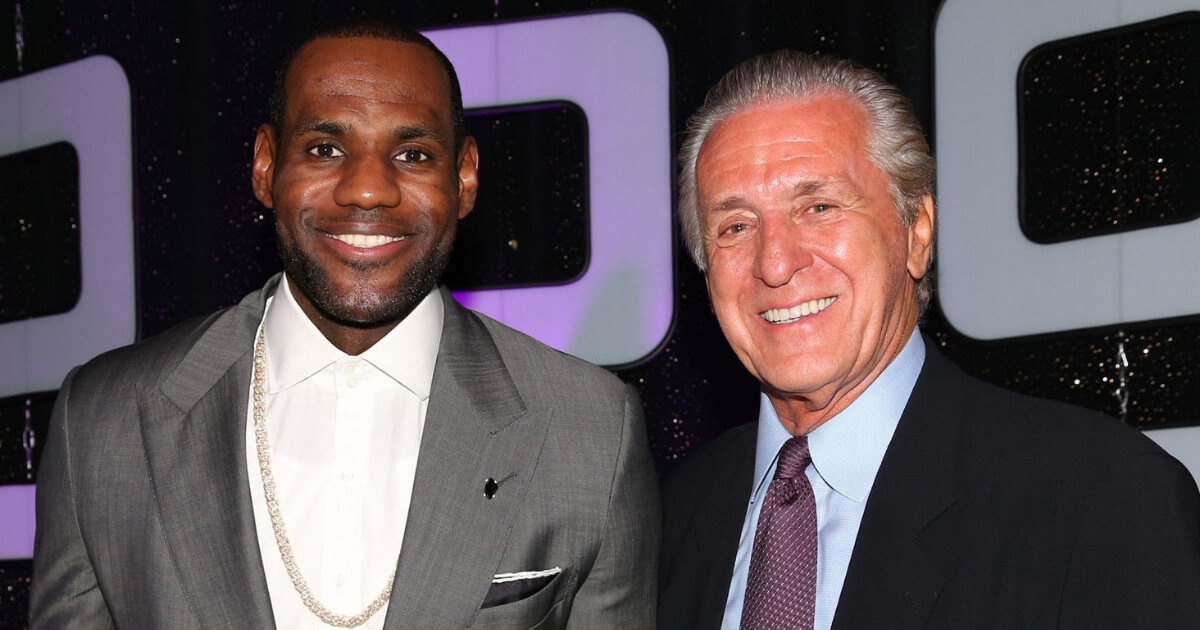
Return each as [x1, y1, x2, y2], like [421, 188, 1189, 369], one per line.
[323, 357, 370, 614]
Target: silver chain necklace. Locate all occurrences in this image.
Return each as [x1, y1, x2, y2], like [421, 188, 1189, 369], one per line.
[253, 328, 396, 627]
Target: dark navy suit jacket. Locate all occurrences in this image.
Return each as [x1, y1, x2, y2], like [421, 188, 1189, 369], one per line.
[660, 336, 1200, 630]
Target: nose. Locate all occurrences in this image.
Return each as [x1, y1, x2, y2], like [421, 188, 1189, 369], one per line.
[753, 219, 813, 287]
[333, 153, 402, 210]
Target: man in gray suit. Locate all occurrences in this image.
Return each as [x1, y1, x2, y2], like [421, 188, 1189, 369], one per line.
[31, 20, 659, 629]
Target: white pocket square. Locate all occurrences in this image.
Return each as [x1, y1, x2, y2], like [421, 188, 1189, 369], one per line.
[492, 567, 561, 584]
[482, 567, 563, 608]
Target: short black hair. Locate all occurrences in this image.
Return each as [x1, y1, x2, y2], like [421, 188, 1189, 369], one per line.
[267, 19, 467, 156]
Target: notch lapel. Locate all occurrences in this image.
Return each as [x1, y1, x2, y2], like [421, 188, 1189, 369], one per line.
[668, 424, 757, 630]
[832, 338, 961, 630]
[694, 441, 756, 630]
[383, 291, 548, 628]
[137, 279, 277, 629]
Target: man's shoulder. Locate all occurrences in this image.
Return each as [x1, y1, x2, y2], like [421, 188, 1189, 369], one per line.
[69, 278, 273, 392]
[70, 308, 232, 390]
[667, 422, 757, 477]
[958, 364, 1166, 458]
[921, 344, 1185, 491]
[662, 422, 757, 509]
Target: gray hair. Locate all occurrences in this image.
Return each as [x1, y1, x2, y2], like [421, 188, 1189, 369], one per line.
[677, 50, 935, 315]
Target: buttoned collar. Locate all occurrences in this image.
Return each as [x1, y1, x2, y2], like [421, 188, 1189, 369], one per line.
[752, 329, 925, 504]
[261, 275, 444, 400]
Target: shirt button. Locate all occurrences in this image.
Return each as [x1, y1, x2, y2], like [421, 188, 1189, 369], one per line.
[342, 469, 356, 482]
[343, 364, 355, 374]
[347, 376, 359, 388]
[333, 573, 345, 586]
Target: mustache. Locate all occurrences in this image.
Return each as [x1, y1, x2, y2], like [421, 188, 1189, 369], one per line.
[294, 207, 428, 232]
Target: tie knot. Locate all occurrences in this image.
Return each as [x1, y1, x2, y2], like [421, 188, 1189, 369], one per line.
[773, 436, 811, 480]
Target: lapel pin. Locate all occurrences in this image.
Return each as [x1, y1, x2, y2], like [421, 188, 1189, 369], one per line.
[483, 473, 517, 499]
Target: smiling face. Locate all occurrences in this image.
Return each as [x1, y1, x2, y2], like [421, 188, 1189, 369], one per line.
[697, 93, 934, 433]
[252, 36, 478, 354]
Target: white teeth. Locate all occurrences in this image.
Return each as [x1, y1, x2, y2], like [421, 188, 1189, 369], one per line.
[760, 297, 836, 324]
[332, 234, 404, 248]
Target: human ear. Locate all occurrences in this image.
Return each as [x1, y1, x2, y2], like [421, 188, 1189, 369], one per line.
[906, 193, 935, 279]
[251, 124, 277, 209]
[455, 137, 480, 220]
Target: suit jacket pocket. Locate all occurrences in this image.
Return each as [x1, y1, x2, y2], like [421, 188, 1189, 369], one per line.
[470, 567, 574, 630]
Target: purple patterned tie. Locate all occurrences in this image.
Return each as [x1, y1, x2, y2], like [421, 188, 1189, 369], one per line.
[740, 436, 817, 630]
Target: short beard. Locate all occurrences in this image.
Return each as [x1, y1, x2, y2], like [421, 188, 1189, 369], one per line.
[276, 230, 453, 329]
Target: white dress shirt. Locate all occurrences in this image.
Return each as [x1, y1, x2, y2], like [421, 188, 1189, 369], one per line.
[246, 276, 443, 629]
[721, 329, 925, 630]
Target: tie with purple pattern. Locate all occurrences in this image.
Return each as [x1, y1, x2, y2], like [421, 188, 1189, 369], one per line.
[740, 436, 817, 630]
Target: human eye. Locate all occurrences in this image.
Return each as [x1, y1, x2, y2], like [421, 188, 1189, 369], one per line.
[307, 143, 344, 159]
[809, 203, 835, 213]
[711, 217, 754, 245]
[396, 148, 431, 163]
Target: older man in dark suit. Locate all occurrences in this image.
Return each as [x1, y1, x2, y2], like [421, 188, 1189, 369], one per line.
[31, 20, 659, 629]
[659, 50, 1200, 630]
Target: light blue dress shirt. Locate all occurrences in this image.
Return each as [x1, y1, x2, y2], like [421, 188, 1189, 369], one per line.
[721, 330, 925, 630]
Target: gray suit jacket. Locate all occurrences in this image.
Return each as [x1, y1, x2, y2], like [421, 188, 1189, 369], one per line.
[31, 275, 660, 629]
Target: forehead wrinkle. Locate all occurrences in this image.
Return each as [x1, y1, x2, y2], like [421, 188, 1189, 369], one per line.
[707, 135, 821, 167]
[314, 77, 418, 105]
[704, 176, 865, 221]
[290, 65, 436, 117]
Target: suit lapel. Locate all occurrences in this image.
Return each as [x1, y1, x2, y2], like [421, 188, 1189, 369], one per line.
[137, 278, 278, 629]
[832, 337, 961, 630]
[658, 421, 757, 630]
[692, 427, 757, 630]
[383, 290, 547, 628]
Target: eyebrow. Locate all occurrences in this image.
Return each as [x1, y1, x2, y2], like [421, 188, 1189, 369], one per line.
[392, 123, 449, 147]
[707, 180, 830, 214]
[708, 196, 745, 214]
[292, 119, 449, 148]
[791, 180, 829, 197]
[294, 119, 347, 137]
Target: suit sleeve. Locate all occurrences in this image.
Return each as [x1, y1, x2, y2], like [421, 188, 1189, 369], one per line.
[1058, 448, 1200, 629]
[566, 384, 661, 628]
[30, 367, 115, 629]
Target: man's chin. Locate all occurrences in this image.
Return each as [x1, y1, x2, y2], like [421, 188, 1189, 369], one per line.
[311, 288, 430, 330]
[278, 235, 453, 332]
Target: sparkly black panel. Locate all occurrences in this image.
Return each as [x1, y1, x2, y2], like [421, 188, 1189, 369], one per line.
[1020, 12, 1200, 243]
[0, 142, 80, 323]
[0, 561, 31, 630]
[445, 102, 589, 290]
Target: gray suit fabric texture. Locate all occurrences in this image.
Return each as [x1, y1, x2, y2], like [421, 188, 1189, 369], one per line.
[31, 274, 661, 629]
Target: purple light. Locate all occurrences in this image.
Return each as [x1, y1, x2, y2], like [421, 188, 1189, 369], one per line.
[0, 485, 35, 559]
[427, 13, 675, 367]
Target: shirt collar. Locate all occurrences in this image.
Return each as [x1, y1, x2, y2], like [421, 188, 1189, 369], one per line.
[262, 275, 444, 399]
[752, 328, 925, 503]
